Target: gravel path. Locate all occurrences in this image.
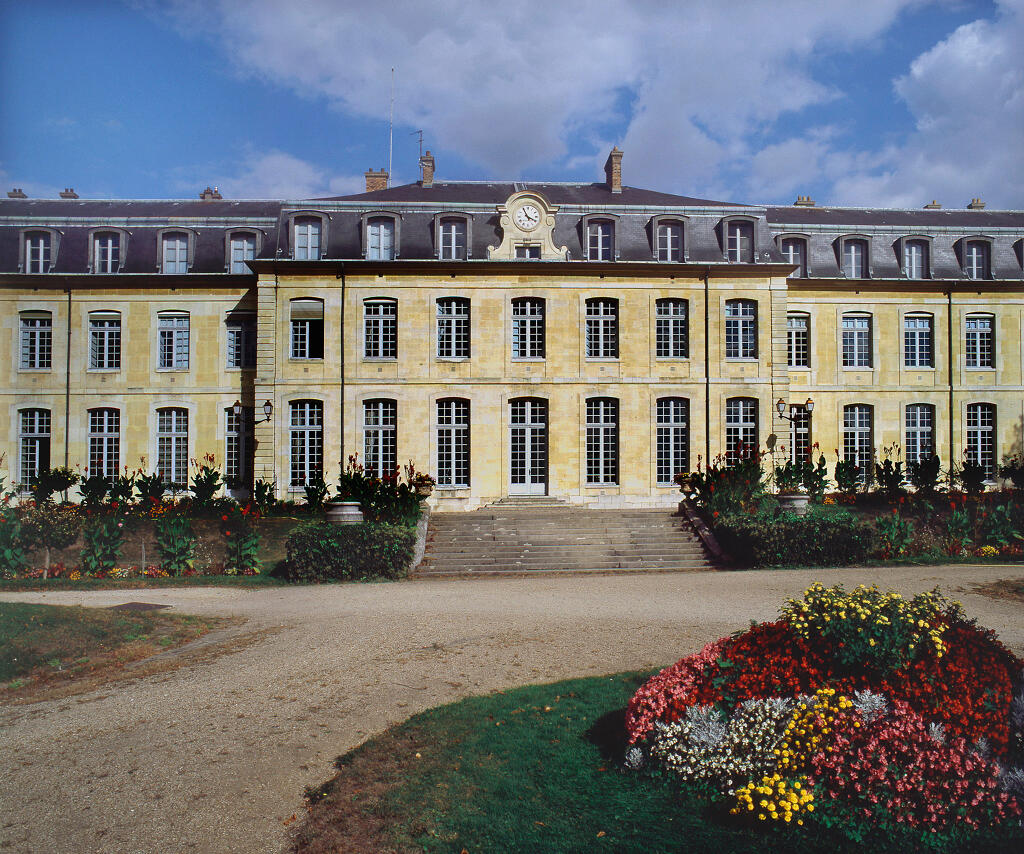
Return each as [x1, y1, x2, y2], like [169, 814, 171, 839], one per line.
[1, 565, 1022, 854]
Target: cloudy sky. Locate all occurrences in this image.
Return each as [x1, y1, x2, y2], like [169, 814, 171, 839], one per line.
[1, 0, 1022, 207]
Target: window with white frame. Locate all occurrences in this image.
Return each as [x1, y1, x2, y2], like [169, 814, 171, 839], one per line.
[585, 298, 618, 358]
[655, 298, 688, 358]
[515, 244, 541, 260]
[842, 239, 867, 278]
[226, 314, 257, 369]
[725, 398, 758, 464]
[229, 233, 256, 273]
[512, 297, 545, 359]
[366, 217, 395, 260]
[293, 217, 321, 260]
[656, 222, 683, 261]
[88, 408, 120, 480]
[964, 240, 990, 280]
[903, 239, 928, 279]
[158, 312, 190, 369]
[363, 299, 397, 359]
[24, 231, 51, 273]
[904, 314, 933, 368]
[20, 311, 52, 369]
[842, 314, 872, 368]
[289, 400, 323, 488]
[161, 232, 188, 273]
[789, 404, 811, 464]
[656, 397, 689, 485]
[587, 220, 614, 261]
[843, 404, 873, 486]
[437, 297, 470, 358]
[156, 407, 188, 486]
[727, 221, 753, 262]
[89, 312, 121, 369]
[725, 299, 757, 358]
[781, 237, 807, 277]
[363, 399, 396, 479]
[225, 406, 254, 489]
[93, 231, 120, 273]
[439, 218, 467, 260]
[290, 298, 324, 359]
[904, 404, 934, 465]
[787, 313, 809, 368]
[965, 314, 994, 368]
[436, 398, 470, 488]
[966, 402, 996, 479]
[19, 408, 50, 489]
[585, 398, 618, 484]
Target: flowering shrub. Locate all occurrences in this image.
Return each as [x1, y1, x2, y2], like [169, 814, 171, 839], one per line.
[79, 517, 126, 575]
[154, 514, 196, 576]
[221, 504, 261, 574]
[732, 773, 814, 825]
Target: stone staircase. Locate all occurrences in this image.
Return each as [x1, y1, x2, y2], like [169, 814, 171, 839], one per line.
[415, 508, 715, 576]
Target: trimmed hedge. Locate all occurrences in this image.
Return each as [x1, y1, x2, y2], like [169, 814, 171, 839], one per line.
[715, 509, 876, 567]
[279, 522, 416, 583]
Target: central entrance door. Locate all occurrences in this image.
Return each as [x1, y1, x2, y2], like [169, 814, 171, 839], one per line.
[509, 398, 547, 495]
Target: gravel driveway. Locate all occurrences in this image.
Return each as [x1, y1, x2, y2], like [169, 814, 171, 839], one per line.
[2, 565, 1022, 854]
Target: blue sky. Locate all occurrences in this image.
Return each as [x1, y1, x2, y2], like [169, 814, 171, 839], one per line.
[1, 0, 1022, 207]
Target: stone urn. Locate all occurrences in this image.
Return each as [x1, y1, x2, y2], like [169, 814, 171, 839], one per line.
[325, 500, 364, 524]
[777, 493, 810, 516]
[414, 482, 434, 498]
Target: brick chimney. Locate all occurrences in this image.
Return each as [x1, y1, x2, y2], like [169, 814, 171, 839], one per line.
[967, 197, 986, 210]
[604, 146, 623, 194]
[7, 188, 27, 199]
[419, 150, 435, 188]
[794, 195, 815, 206]
[365, 168, 389, 192]
[59, 188, 79, 199]
[923, 200, 942, 209]
[199, 186, 223, 201]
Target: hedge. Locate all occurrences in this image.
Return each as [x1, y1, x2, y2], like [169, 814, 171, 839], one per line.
[714, 509, 876, 567]
[279, 522, 416, 583]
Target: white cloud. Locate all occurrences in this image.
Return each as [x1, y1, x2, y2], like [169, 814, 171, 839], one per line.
[196, 150, 363, 199]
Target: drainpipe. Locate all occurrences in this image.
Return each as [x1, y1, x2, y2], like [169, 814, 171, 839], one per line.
[64, 287, 72, 467]
[947, 288, 955, 487]
[704, 267, 711, 464]
[336, 263, 346, 470]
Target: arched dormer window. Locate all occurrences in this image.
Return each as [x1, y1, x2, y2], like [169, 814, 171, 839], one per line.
[89, 228, 128, 273]
[719, 217, 756, 263]
[581, 214, 617, 261]
[287, 211, 329, 261]
[836, 235, 871, 279]
[226, 229, 263, 273]
[435, 213, 471, 260]
[650, 216, 686, 261]
[957, 236, 992, 280]
[20, 228, 60, 273]
[898, 236, 930, 279]
[360, 211, 400, 260]
[777, 234, 808, 277]
[157, 228, 197, 273]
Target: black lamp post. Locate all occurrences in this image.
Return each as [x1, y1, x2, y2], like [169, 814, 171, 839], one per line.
[232, 399, 274, 424]
[776, 397, 814, 422]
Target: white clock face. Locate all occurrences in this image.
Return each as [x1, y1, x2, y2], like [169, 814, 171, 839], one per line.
[514, 203, 541, 230]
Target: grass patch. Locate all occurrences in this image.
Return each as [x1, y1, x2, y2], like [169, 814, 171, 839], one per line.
[0, 572, 286, 592]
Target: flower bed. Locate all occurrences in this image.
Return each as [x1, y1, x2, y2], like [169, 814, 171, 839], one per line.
[624, 583, 1024, 846]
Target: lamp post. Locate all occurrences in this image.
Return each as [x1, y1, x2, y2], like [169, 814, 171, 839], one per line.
[233, 399, 274, 424]
[776, 397, 814, 422]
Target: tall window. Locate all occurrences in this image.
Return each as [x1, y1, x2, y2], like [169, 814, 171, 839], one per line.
[88, 408, 120, 480]
[585, 298, 618, 358]
[843, 404, 873, 486]
[787, 313, 809, 368]
[655, 298, 688, 358]
[966, 403, 996, 479]
[842, 239, 867, 278]
[289, 400, 323, 487]
[437, 297, 470, 358]
[789, 405, 811, 464]
[363, 299, 397, 359]
[727, 221, 753, 262]
[512, 297, 545, 358]
[904, 404, 934, 465]
[585, 398, 618, 484]
[226, 314, 257, 369]
[24, 232, 51, 273]
[290, 298, 325, 359]
[964, 241, 990, 280]
[587, 220, 614, 260]
[725, 398, 758, 464]
[294, 217, 321, 260]
[656, 222, 683, 261]
[903, 239, 928, 279]
[842, 314, 872, 368]
[93, 232, 120, 273]
[964, 314, 994, 368]
[18, 409, 50, 489]
[156, 408, 188, 486]
[158, 312, 190, 369]
[436, 398, 470, 488]
[89, 312, 121, 369]
[230, 234, 256, 273]
[363, 399, 397, 479]
[904, 314, 933, 368]
[225, 406, 254, 489]
[781, 237, 806, 277]
[725, 299, 757, 358]
[20, 312, 52, 369]
[439, 218, 467, 260]
[366, 217, 395, 260]
[161, 232, 188, 273]
[656, 397, 689, 485]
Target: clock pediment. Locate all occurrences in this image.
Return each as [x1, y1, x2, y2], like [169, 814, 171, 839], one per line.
[487, 190, 568, 261]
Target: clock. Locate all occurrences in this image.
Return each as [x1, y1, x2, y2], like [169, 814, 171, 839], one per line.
[514, 203, 541, 231]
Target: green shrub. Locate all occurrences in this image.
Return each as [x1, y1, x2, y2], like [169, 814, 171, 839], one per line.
[874, 510, 914, 558]
[874, 455, 906, 499]
[79, 474, 109, 506]
[802, 452, 830, 501]
[190, 456, 224, 513]
[907, 454, 941, 494]
[281, 522, 415, 582]
[79, 517, 125, 575]
[18, 503, 82, 571]
[30, 466, 79, 504]
[834, 457, 863, 493]
[714, 509, 875, 567]
[979, 502, 1021, 548]
[253, 478, 277, 515]
[221, 504, 261, 574]
[687, 453, 765, 515]
[955, 459, 987, 496]
[154, 514, 196, 576]
[999, 453, 1024, 490]
[0, 510, 29, 577]
[135, 472, 166, 502]
[302, 475, 330, 511]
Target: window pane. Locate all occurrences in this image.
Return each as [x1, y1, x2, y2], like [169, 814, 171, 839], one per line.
[230, 235, 256, 273]
[842, 315, 872, 368]
[965, 314, 994, 368]
[436, 399, 470, 487]
[512, 298, 545, 359]
[367, 218, 395, 260]
[437, 298, 470, 358]
[585, 298, 618, 358]
[289, 401, 324, 487]
[587, 221, 613, 261]
[904, 315, 933, 368]
[364, 300, 397, 359]
[656, 223, 682, 261]
[725, 300, 757, 359]
[966, 403, 995, 478]
[363, 400, 397, 479]
[727, 222, 753, 262]
[585, 398, 618, 484]
[439, 219, 467, 260]
[20, 314, 52, 369]
[905, 404, 934, 465]
[656, 397, 689, 484]
[725, 398, 757, 464]
[156, 408, 188, 485]
[787, 313, 808, 368]
[88, 408, 120, 480]
[19, 409, 51, 488]
[89, 313, 121, 369]
[781, 238, 806, 277]
[843, 405, 873, 486]
[158, 314, 189, 369]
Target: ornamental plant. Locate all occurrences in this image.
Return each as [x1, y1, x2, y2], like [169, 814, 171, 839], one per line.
[79, 473, 110, 507]
[0, 507, 29, 577]
[135, 472, 166, 503]
[79, 516, 126, 575]
[189, 454, 224, 512]
[154, 513, 196, 576]
[801, 452, 830, 502]
[874, 509, 914, 559]
[907, 453, 942, 495]
[221, 503, 261, 574]
[30, 466, 79, 504]
[773, 459, 805, 493]
[18, 503, 82, 576]
[833, 455, 862, 494]
[688, 452, 766, 515]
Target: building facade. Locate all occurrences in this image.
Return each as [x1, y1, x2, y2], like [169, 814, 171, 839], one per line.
[2, 151, 1022, 509]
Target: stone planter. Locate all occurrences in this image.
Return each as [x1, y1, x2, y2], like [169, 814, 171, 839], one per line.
[325, 500, 364, 525]
[414, 483, 434, 498]
[777, 493, 810, 516]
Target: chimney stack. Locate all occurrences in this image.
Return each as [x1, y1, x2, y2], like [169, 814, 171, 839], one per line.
[604, 147, 623, 194]
[923, 200, 942, 209]
[967, 197, 986, 210]
[199, 186, 223, 201]
[59, 188, 78, 199]
[7, 188, 27, 199]
[419, 150, 435, 188]
[365, 168, 389, 193]
[794, 195, 815, 206]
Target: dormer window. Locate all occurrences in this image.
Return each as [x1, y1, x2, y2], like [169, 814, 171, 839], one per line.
[964, 240, 990, 280]
[726, 220, 754, 262]
[228, 231, 257, 273]
[161, 231, 189, 273]
[293, 216, 322, 260]
[438, 216, 469, 260]
[586, 219, 614, 261]
[22, 230, 56, 273]
[902, 239, 929, 279]
[366, 217, 395, 260]
[92, 231, 121, 273]
[654, 220, 684, 261]
[780, 237, 807, 277]
[841, 238, 869, 278]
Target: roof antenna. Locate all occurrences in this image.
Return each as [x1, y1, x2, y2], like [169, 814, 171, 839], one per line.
[387, 67, 395, 189]
[412, 129, 423, 159]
